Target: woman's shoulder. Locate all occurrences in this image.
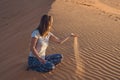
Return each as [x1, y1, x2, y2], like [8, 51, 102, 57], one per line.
[31, 29, 40, 38]
[32, 29, 39, 33]
[32, 29, 40, 34]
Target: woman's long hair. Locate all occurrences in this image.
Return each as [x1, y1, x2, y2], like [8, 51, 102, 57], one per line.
[37, 15, 52, 36]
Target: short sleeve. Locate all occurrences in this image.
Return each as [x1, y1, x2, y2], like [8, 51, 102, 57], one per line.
[31, 30, 39, 38]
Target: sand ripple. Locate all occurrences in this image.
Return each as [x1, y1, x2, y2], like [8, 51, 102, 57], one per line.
[1, 0, 120, 80]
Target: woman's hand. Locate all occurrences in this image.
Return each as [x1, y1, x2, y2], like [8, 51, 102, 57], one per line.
[70, 33, 78, 37]
[39, 58, 46, 64]
[41, 60, 46, 64]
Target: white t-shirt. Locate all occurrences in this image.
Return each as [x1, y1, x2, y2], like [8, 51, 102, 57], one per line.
[29, 29, 53, 59]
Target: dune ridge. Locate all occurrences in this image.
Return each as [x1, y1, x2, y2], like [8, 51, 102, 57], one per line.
[48, 0, 120, 79]
[65, 0, 120, 14]
[0, 0, 120, 80]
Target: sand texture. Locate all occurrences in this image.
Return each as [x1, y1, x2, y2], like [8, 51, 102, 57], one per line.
[0, 0, 120, 80]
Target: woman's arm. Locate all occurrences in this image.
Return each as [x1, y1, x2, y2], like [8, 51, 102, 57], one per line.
[50, 33, 76, 44]
[30, 38, 46, 63]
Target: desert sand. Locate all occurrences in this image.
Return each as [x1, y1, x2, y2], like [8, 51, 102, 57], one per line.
[0, 0, 120, 80]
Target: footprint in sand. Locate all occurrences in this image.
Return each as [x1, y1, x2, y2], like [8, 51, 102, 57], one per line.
[114, 16, 120, 21]
[73, 0, 120, 22]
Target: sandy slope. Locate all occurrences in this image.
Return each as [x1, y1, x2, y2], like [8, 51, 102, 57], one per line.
[48, 0, 120, 79]
[100, 0, 120, 10]
[0, 0, 55, 80]
[0, 0, 120, 80]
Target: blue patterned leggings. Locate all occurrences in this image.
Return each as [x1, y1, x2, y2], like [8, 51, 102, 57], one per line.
[28, 54, 63, 72]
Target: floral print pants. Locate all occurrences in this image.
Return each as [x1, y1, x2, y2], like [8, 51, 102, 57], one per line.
[28, 54, 63, 72]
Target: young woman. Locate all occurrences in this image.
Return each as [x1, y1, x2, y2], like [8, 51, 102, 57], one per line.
[28, 14, 76, 72]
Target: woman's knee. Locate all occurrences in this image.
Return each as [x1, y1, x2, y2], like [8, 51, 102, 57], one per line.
[57, 54, 63, 58]
[44, 61, 55, 70]
[52, 53, 63, 59]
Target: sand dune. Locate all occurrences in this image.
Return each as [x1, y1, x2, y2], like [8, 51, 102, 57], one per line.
[0, 0, 120, 80]
[100, 0, 120, 10]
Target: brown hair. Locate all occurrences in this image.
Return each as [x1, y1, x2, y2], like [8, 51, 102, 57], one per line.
[37, 14, 53, 36]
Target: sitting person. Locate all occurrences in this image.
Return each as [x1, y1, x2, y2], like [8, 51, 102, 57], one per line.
[27, 14, 76, 72]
